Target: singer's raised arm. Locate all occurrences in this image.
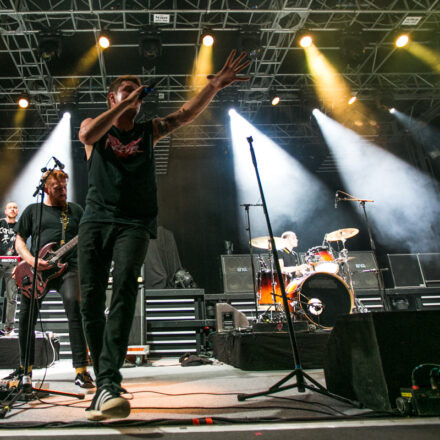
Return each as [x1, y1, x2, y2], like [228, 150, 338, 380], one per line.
[152, 50, 250, 145]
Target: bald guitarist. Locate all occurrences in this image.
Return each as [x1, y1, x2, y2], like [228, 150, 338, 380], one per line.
[3, 169, 94, 389]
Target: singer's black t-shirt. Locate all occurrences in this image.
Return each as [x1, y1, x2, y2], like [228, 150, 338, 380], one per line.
[80, 120, 157, 237]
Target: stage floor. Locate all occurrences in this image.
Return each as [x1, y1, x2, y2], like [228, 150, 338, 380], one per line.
[0, 359, 439, 439]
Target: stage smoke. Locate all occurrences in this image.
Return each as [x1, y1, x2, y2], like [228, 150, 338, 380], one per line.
[313, 109, 440, 252]
[229, 109, 330, 241]
[391, 109, 440, 161]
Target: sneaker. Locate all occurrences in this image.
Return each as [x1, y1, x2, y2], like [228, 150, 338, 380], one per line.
[2, 366, 32, 380]
[4, 328, 17, 337]
[75, 371, 95, 389]
[86, 385, 130, 421]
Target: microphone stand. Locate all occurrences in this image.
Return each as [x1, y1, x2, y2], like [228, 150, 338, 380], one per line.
[0, 164, 84, 419]
[336, 190, 390, 311]
[238, 136, 357, 406]
[241, 203, 262, 321]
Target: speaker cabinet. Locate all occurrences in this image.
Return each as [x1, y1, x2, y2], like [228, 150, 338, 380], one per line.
[106, 286, 145, 345]
[388, 254, 425, 288]
[324, 311, 440, 411]
[418, 253, 440, 285]
[221, 254, 259, 293]
[348, 251, 379, 289]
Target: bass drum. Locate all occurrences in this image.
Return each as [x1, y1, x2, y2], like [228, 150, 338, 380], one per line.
[286, 272, 353, 329]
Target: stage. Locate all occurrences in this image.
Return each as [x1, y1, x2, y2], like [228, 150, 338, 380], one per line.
[0, 358, 439, 439]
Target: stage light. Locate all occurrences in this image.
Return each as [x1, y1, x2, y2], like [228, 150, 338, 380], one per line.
[395, 34, 409, 48]
[98, 33, 111, 49]
[139, 27, 162, 68]
[389, 108, 396, 114]
[38, 31, 62, 61]
[348, 96, 357, 105]
[63, 111, 71, 119]
[228, 108, 237, 116]
[201, 31, 214, 47]
[299, 35, 313, 48]
[18, 96, 29, 109]
[239, 26, 261, 59]
[271, 96, 280, 106]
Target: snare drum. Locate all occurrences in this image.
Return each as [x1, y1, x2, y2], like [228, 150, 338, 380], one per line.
[286, 272, 353, 329]
[305, 246, 339, 274]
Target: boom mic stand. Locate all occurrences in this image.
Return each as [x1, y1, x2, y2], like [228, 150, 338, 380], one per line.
[336, 190, 390, 311]
[0, 163, 84, 419]
[238, 136, 357, 406]
[241, 203, 263, 321]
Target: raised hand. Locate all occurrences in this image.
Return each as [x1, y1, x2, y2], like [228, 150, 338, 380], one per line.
[207, 50, 251, 90]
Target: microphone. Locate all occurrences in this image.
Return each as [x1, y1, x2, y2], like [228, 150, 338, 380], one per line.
[139, 82, 157, 100]
[52, 156, 65, 169]
[334, 191, 339, 209]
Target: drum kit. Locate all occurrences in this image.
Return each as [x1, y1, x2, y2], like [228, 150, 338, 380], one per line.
[251, 228, 362, 329]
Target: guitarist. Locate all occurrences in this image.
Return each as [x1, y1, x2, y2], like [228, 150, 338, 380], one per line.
[3, 169, 95, 389]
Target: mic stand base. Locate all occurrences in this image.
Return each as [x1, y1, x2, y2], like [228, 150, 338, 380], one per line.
[0, 380, 85, 418]
[238, 367, 362, 407]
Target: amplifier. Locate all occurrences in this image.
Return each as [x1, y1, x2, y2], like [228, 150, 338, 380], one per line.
[221, 254, 263, 293]
[348, 251, 379, 289]
[388, 254, 425, 288]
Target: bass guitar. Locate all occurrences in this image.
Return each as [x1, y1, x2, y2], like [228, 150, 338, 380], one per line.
[15, 235, 78, 299]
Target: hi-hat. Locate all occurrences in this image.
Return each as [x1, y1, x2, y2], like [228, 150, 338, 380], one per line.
[251, 236, 288, 250]
[325, 228, 359, 242]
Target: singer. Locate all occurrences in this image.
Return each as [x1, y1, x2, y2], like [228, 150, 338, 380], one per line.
[77, 50, 250, 420]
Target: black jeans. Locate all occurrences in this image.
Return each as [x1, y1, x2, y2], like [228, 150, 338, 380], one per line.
[18, 270, 88, 368]
[78, 222, 149, 388]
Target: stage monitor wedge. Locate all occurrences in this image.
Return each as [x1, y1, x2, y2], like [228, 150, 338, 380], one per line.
[324, 311, 440, 411]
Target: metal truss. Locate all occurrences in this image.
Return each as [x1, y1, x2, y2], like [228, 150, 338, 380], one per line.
[0, 0, 439, 142]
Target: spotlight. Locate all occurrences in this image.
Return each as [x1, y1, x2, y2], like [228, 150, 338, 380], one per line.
[98, 33, 111, 49]
[312, 108, 320, 116]
[395, 34, 409, 48]
[63, 111, 71, 119]
[38, 31, 62, 61]
[389, 108, 396, 114]
[201, 31, 214, 47]
[228, 108, 237, 116]
[348, 96, 357, 105]
[271, 96, 280, 106]
[139, 27, 162, 68]
[18, 96, 30, 109]
[299, 34, 313, 48]
[239, 26, 261, 59]
[339, 30, 366, 68]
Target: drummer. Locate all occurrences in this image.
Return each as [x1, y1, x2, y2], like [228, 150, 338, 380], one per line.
[279, 231, 310, 277]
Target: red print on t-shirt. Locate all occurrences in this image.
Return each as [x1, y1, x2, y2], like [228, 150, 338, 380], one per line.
[105, 133, 143, 158]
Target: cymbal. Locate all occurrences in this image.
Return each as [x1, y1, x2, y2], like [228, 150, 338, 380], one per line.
[251, 236, 288, 250]
[325, 228, 359, 242]
[335, 256, 356, 262]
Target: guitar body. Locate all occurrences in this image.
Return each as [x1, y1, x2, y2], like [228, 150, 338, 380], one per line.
[15, 242, 68, 299]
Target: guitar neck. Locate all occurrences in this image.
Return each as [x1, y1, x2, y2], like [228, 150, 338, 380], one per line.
[50, 235, 79, 262]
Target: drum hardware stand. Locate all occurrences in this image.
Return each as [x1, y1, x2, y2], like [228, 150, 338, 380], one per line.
[241, 203, 263, 321]
[336, 190, 390, 311]
[0, 161, 84, 419]
[237, 136, 359, 407]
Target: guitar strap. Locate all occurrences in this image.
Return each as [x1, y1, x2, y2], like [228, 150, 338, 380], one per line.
[60, 203, 69, 245]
